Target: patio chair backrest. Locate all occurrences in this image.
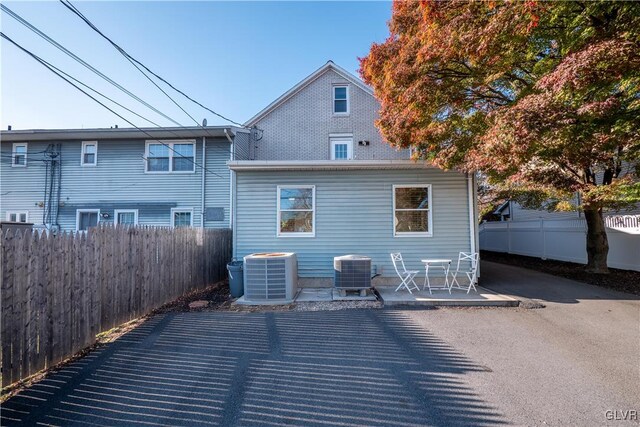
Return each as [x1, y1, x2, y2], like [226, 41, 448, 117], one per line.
[455, 252, 479, 274]
[390, 252, 408, 276]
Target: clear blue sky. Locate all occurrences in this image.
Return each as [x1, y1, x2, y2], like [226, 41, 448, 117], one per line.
[1, 1, 391, 130]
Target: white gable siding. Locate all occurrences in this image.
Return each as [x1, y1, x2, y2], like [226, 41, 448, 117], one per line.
[251, 69, 409, 161]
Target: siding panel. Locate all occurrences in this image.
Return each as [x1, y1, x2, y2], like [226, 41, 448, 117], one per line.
[1, 137, 231, 231]
[235, 169, 471, 278]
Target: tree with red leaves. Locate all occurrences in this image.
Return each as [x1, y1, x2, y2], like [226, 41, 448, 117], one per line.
[361, 1, 640, 273]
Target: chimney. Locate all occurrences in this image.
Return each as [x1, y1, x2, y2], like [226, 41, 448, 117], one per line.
[114, 124, 118, 129]
[7, 125, 12, 131]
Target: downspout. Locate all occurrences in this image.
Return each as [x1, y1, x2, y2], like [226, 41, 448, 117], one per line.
[224, 129, 234, 233]
[467, 173, 476, 254]
[201, 136, 206, 228]
[467, 173, 479, 276]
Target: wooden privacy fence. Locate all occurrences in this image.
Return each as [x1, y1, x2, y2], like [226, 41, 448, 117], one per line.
[1, 226, 232, 387]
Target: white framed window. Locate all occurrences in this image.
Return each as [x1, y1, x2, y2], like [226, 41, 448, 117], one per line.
[81, 141, 98, 166]
[277, 185, 315, 237]
[393, 185, 433, 237]
[6, 211, 29, 223]
[333, 85, 349, 114]
[171, 208, 193, 228]
[12, 143, 27, 167]
[330, 137, 353, 160]
[114, 209, 138, 226]
[145, 140, 195, 173]
[76, 209, 100, 232]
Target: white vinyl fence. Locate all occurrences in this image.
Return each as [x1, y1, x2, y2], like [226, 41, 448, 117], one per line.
[479, 216, 640, 272]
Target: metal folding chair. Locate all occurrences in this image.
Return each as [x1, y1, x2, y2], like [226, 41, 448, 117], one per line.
[390, 253, 420, 294]
[450, 252, 479, 293]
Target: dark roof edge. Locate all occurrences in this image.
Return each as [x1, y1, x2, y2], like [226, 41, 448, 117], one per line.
[0, 125, 240, 142]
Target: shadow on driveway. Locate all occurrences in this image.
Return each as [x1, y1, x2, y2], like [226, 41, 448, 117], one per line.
[2, 310, 504, 426]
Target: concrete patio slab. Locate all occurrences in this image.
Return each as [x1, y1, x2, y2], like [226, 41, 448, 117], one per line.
[295, 287, 333, 302]
[376, 285, 519, 307]
[331, 288, 377, 301]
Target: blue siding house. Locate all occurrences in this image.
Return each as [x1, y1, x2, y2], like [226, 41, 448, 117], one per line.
[231, 61, 479, 284]
[1, 61, 478, 285]
[1, 126, 249, 232]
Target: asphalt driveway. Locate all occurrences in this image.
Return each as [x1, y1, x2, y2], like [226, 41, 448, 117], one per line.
[2, 261, 639, 426]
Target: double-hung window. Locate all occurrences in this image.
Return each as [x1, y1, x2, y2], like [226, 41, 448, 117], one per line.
[76, 209, 100, 232]
[333, 85, 349, 114]
[171, 208, 193, 228]
[6, 211, 28, 223]
[330, 137, 353, 160]
[393, 185, 432, 236]
[277, 186, 315, 237]
[81, 141, 98, 166]
[145, 140, 195, 173]
[12, 143, 27, 167]
[114, 209, 138, 226]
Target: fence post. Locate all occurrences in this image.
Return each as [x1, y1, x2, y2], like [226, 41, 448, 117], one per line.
[541, 218, 546, 260]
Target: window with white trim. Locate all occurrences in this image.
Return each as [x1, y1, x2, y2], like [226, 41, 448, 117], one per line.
[171, 208, 193, 228]
[277, 186, 315, 236]
[145, 140, 195, 173]
[76, 209, 100, 232]
[12, 143, 27, 167]
[393, 185, 432, 236]
[81, 141, 97, 166]
[330, 137, 353, 160]
[6, 211, 29, 223]
[333, 85, 349, 114]
[114, 209, 138, 226]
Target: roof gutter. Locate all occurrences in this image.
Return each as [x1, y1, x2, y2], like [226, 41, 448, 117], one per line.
[228, 160, 441, 172]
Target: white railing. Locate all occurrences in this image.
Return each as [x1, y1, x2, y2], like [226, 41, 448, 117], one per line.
[479, 218, 640, 272]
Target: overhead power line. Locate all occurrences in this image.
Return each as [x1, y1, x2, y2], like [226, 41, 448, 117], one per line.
[1, 4, 236, 159]
[59, 0, 203, 128]
[1, 32, 225, 179]
[59, 0, 249, 129]
[1, 3, 183, 127]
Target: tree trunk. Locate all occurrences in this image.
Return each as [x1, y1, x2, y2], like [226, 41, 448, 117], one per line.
[583, 207, 609, 274]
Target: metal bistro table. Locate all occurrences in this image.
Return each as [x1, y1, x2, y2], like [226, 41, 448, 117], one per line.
[421, 259, 452, 294]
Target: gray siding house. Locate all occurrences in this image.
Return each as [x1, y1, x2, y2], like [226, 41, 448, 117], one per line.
[1, 126, 249, 231]
[231, 61, 479, 284]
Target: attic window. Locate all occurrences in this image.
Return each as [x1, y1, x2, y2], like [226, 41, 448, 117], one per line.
[333, 85, 349, 114]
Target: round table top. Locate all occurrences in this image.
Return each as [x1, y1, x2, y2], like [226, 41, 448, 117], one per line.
[421, 259, 452, 263]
